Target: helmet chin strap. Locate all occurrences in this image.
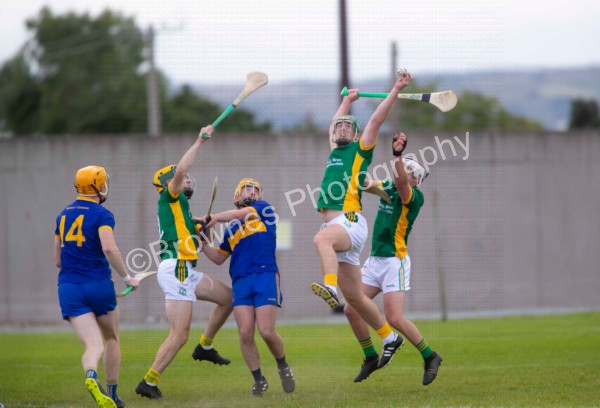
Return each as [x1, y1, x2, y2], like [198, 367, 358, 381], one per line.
[183, 187, 194, 199]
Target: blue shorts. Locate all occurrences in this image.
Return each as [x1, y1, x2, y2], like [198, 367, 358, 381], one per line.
[232, 272, 282, 308]
[58, 279, 117, 320]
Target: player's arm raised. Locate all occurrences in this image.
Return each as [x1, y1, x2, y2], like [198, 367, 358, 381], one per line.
[170, 125, 213, 196]
[329, 89, 359, 150]
[361, 74, 412, 148]
[392, 133, 412, 203]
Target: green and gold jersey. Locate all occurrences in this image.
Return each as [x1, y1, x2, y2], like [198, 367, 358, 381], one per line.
[157, 184, 199, 266]
[370, 180, 424, 258]
[317, 139, 375, 212]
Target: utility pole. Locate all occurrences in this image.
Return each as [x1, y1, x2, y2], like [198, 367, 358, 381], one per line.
[339, 0, 350, 102]
[390, 41, 399, 134]
[146, 24, 162, 137]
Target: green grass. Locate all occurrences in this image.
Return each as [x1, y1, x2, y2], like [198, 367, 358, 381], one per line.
[1, 312, 599, 407]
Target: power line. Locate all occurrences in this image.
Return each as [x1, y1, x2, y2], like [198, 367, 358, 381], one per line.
[28, 22, 183, 61]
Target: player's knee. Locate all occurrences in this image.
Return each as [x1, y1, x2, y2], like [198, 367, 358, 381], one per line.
[238, 327, 254, 343]
[313, 233, 322, 248]
[169, 331, 190, 349]
[313, 232, 332, 249]
[259, 328, 276, 343]
[86, 345, 105, 361]
[343, 303, 358, 319]
[343, 292, 362, 306]
[177, 336, 189, 349]
[103, 335, 119, 348]
[386, 315, 405, 331]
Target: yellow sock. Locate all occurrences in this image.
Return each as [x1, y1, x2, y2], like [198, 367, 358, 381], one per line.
[375, 323, 393, 340]
[143, 368, 161, 385]
[324, 273, 338, 287]
[199, 335, 213, 348]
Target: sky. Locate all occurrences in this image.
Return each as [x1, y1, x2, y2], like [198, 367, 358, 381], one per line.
[1, 0, 599, 85]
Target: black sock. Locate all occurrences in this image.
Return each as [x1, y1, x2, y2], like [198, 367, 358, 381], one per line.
[251, 368, 263, 382]
[276, 356, 288, 369]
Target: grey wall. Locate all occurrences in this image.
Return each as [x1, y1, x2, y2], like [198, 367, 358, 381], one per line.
[1, 130, 599, 326]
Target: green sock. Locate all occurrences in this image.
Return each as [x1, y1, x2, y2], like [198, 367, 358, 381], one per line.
[416, 338, 433, 359]
[199, 334, 213, 348]
[359, 337, 377, 358]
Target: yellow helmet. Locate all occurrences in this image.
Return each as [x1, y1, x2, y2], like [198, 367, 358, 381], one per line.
[233, 178, 262, 207]
[74, 166, 109, 203]
[153, 165, 177, 194]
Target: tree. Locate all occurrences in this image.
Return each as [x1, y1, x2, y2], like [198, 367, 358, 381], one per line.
[569, 99, 599, 129]
[162, 85, 271, 133]
[0, 7, 271, 136]
[0, 53, 41, 135]
[25, 7, 148, 134]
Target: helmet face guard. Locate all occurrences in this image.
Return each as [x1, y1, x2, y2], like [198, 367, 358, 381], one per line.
[233, 178, 262, 208]
[75, 166, 109, 203]
[332, 115, 360, 146]
[153, 165, 196, 199]
[182, 173, 197, 199]
[99, 176, 109, 203]
[402, 157, 429, 186]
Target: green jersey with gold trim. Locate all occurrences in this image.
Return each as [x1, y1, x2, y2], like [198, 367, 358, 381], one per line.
[157, 185, 199, 266]
[317, 139, 375, 212]
[370, 180, 424, 258]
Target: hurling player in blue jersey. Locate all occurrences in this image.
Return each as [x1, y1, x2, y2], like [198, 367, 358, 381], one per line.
[198, 178, 295, 397]
[54, 166, 139, 408]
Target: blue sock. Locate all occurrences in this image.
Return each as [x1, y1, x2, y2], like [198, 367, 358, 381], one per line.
[85, 369, 98, 379]
[251, 368, 263, 382]
[107, 384, 118, 400]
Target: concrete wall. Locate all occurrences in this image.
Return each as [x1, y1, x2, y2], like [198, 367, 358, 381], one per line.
[1, 130, 599, 326]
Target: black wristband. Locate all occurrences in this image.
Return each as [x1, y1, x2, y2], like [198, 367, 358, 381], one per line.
[392, 136, 406, 156]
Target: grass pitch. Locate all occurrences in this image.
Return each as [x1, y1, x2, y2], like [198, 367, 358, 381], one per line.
[0, 312, 598, 407]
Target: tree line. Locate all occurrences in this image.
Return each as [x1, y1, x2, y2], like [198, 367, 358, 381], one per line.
[2, 7, 594, 137]
[0, 7, 269, 137]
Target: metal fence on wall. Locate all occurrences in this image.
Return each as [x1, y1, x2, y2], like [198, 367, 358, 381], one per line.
[1, 130, 599, 326]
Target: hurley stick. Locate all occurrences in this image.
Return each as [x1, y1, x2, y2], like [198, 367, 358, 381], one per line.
[340, 86, 457, 112]
[202, 71, 268, 138]
[117, 271, 157, 297]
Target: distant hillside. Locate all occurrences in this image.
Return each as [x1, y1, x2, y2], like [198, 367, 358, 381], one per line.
[191, 67, 600, 131]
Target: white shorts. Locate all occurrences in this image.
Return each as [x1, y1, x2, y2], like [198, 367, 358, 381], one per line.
[320, 212, 368, 265]
[361, 255, 411, 293]
[157, 259, 204, 302]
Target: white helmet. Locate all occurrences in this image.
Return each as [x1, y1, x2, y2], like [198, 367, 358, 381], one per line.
[402, 157, 429, 186]
[332, 115, 360, 146]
